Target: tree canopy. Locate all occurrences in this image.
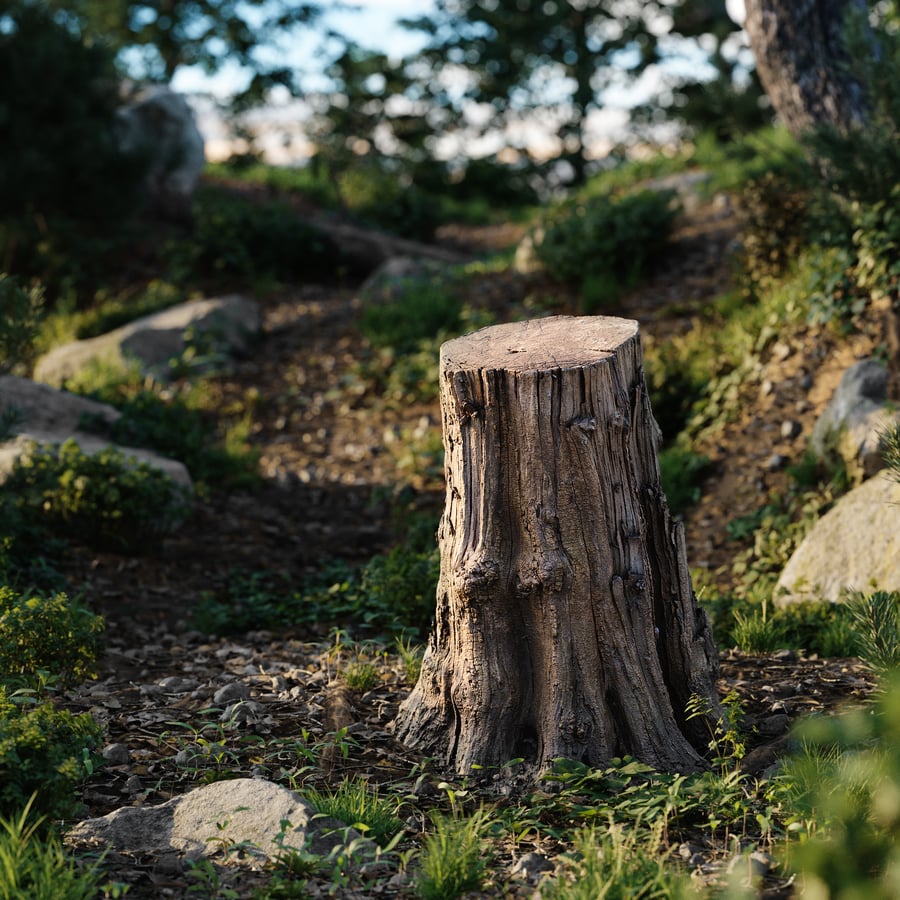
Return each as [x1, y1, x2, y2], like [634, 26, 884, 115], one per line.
[40, 0, 322, 105]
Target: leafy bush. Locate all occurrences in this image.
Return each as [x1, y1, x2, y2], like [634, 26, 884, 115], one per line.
[658, 442, 709, 516]
[851, 184, 900, 302]
[534, 189, 680, 310]
[0, 690, 102, 821]
[337, 164, 440, 240]
[0, 275, 43, 375]
[0, 588, 103, 688]
[360, 283, 463, 355]
[166, 188, 344, 287]
[0, 2, 146, 297]
[4, 439, 191, 552]
[81, 384, 260, 491]
[737, 171, 811, 289]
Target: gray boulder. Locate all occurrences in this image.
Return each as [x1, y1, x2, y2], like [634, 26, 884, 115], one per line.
[116, 85, 205, 221]
[33, 296, 260, 388]
[775, 470, 900, 605]
[0, 375, 192, 489]
[66, 778, 367, 865]
[810, 359, 900, 482]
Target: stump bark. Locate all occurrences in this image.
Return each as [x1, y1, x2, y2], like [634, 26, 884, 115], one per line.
[392, 316, 720, 776]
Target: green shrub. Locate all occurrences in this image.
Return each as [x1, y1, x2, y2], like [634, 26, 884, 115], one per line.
[81, 385, 260, 491]
[851, 185, 900, 302]
[0, 275, 43, 375]
[0, 2, 146, 298]
[658, 442, 709, 516]
[534, 189, 680, 309]
[337, 164, 440, 240]
[0, 588, 103, 688]
[4, 439, 191, 552]
[166, 188, 344, 287]
[0, 797, 102, 899]
[360, 283, 463, 355]
[0, 690, 102, 820]
[737, 171, 811, 289]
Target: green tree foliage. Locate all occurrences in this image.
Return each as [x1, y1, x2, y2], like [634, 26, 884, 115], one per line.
[650, 0, 771, 140]
[0, 276, 43, 376]
[404, 0, 658, 186]
[43, 0, 321, 105]
[0, 1, 148, 291]
[0, 1, 143, 222]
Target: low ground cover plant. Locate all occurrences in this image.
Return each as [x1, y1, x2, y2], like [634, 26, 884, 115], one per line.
[3, 439, 191, 553]
[534, 188, 680, 312]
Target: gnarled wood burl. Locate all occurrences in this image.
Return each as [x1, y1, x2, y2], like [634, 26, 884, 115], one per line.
[393, 316, 719, 776]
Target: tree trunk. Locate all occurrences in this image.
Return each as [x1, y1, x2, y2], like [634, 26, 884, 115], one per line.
[743, 0, 870, 136]
[393, 316, 720, 777]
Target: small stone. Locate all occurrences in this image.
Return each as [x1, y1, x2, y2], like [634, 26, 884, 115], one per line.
[102, 743, 131, 765]
[759, 380, 775, 398]
[780, 420, 802, 440]
[772, 341, 791, 362]
[124, 775, 143, 794]
[159, 675, 199, 693]
[220, 700, 265, 723]
[758, 713, 791, 738]
[727, 850, 773, 879]
[765, 453, 789, 471]
[509, 852, 554, 883]
[213, 682, 250, 705]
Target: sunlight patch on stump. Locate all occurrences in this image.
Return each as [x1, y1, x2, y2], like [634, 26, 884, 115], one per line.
[392, 316, 719, 776]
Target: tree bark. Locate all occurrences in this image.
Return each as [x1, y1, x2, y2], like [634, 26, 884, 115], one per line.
[743, 0, 870, 137]
[392, 316, 720, 777]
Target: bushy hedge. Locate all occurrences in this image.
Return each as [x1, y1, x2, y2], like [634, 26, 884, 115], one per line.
[534, 189, 680, 310]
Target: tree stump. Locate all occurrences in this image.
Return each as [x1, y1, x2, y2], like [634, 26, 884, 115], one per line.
[392, 316, 719, 776]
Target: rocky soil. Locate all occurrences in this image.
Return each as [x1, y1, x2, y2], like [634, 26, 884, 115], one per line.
[54, 190, 894, 897]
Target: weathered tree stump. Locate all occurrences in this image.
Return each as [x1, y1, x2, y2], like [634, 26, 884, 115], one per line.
[393, 316, 720, 776]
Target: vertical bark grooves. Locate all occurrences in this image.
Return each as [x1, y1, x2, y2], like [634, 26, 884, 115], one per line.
[743, 0, 870, 136]
[393, 317, 719, 777]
